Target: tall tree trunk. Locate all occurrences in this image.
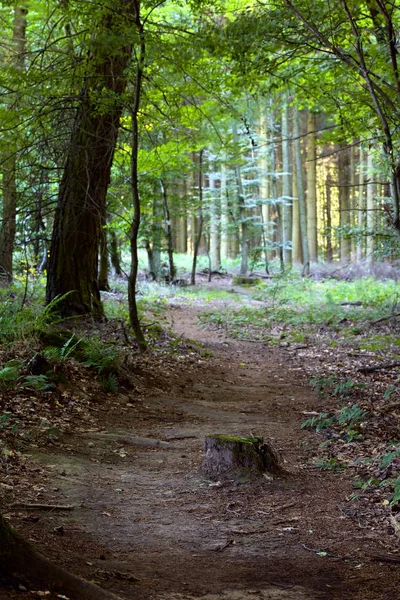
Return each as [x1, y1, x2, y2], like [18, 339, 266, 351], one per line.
[161, 178, 175, 281]
[109, 229, 122, 276]
[259, 110, 271, 271]
[47, 2, 133, 317]
[191, 150, 204, 285]
[98, 202, 110, 292]
[294, 108, 309, 275]
[366, 151, 375, 262]
[236, 165, 248, 275]
[209, 172, 221, 270]
[128, 1, 146, 351]
[282, 102, 292, 266]
[356, 146, 365, 261]
[220, 158, 229, 261]
[306, 111, 318, 262]
[339, 144, 351, 263]
[291, 135, 302, 263]
[350, 144, 356, 258]
[326, 167, 333, 262]
[0, 5, 27, 285]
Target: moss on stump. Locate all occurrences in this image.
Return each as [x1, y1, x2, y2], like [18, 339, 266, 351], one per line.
[231, 276, 262, 286]
[203, 434, 282, 481]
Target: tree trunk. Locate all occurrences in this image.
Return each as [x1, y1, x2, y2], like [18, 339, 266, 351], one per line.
[0, 6, 27, 285]
[191, 150, 204, 285]
[0, 513, 121, 599]
[109, 230, 122, 276]
[161, 178, 175, 281]
[98, 202, 110, 292]
[291, 136, 302, 263]
[209, 173, 221, 271]
[356, 146, 365, 261]
[294, 108, 309, 275]
[220, 158, 229, 261]
[281, 102, 292, 266]
[326, 167, 333, 262]
[339, 144, 351, 263]
[306, 111, 318, 262]
[366, 151, 375, 262]
[128, 1, 146, 351]
[46, 2, 133, 317]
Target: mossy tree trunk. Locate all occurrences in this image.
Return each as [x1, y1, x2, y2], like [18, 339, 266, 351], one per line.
[46, 2, 133, 318]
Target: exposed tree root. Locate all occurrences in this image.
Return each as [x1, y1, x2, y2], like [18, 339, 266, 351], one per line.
[0, 514, 122, 599]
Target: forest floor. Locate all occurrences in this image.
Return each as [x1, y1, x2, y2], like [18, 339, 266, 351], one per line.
[1, 283, 400, 599]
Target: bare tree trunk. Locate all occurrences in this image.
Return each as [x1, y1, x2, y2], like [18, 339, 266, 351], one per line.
[220, 158, 229, 261]
[282, 102, 292, 266]
[294, 108, 309, 275]
[109, 230, 122, 276]
[128, 1, 146, 351]
[366, 151, 375, 263]
[161, 178, 175, 281]
[306, 111, 318, 262]
[291, 136, 302, 263]
[356, 146, 365, 261]
[191, 150, 204, 285]
[339, 144, 351, 263]
[326, 167, 333, 262]
[209, 172, 221, 270]
[0, 6, 27, 285]
[98, 202, 110, 292]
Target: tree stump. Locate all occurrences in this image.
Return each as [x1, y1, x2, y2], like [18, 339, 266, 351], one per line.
[231, 276, 262, 286]
[203, 434, 282, 481]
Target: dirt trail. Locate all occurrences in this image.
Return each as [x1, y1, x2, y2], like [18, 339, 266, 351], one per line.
[7, 303, 400, 599]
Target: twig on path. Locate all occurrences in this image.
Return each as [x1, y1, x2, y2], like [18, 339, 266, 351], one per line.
[301, 544, 342, 559]
[336, 504, 349, 518]
[214, 539, 234, 552]
[372, 312, 400, 324]
[231, 528, 271, 535]
[10, 503, 75, 511]
[357, 361, 400, 373]
[370, 555, 400, 564]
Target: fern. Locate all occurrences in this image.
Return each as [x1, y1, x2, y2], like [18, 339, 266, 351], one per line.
[101, 372, 119, 393]
[81, 338, 119, 374]
[23, 374, 53, 391]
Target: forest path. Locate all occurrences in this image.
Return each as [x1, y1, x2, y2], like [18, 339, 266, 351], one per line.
[14, 301, 400, 599]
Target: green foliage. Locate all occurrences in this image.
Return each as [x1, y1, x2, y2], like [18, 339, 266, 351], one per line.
[42, 334, 83, 363]
[0, 361, 22, 388]
[23, 374, 53, 391]
[302, 404, 368, 440]
[100, 372, 119, 394]
[200, 275, 399, 342]
[81, 338, 120, 375]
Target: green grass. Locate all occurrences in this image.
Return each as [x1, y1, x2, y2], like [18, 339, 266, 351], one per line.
[199, 275, 400, 345]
